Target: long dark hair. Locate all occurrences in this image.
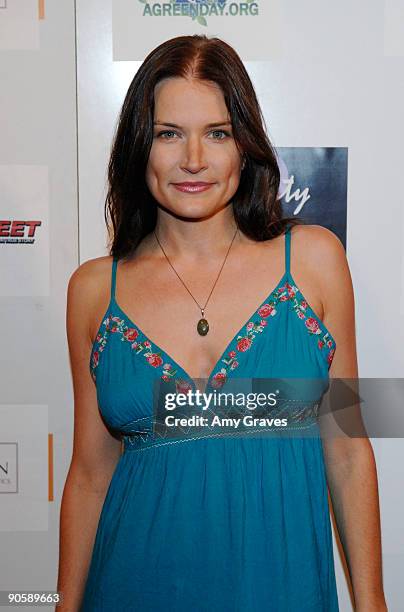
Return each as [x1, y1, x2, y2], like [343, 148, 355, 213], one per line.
[105, 34, 303, 260]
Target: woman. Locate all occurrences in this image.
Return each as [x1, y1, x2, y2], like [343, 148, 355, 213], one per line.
[57, 35, 387, 611]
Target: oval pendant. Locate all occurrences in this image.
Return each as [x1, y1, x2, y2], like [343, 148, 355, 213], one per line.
[197, 318, 209, 336]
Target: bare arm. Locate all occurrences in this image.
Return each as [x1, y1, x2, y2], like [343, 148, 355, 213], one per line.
[310, 226, 387, 611]
[56, 259, 122, 611]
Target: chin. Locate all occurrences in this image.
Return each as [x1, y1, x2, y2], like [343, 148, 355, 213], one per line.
[160, 198, 222, 219]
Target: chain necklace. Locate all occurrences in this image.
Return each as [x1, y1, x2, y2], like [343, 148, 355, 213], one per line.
[153, 227, 239, 336]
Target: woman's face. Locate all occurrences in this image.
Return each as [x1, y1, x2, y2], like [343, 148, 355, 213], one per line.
[145, 77, 243, 220]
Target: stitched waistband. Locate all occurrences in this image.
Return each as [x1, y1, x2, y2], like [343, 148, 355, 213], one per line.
[122, 414, 321, 453]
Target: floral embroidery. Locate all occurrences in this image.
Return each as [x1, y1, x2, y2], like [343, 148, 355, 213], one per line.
[90, 315, 193, 393]
[287, 284, 336, 368]
[90, 318, 110, 381]
[90, 280, 336, 391]
[209, 285, 285, 390]
[208, 281, 336, 389]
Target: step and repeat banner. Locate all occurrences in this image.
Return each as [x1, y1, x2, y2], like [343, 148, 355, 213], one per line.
[0, 0, 78, 608]
[1, 0, 403, 609]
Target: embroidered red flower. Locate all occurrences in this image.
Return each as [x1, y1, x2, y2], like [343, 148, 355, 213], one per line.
[327, 348, 335, 366]
[123, 328, 139, 342]
[211, 371, 227, 389]
[236, 337, 252, 352]
[92, 350, 99, 368]
[305, 317, 321, 334]
[258, 303, 275, 318]
[228, 350, 237, 359]
[146, 353, 163, 368]
[286, 283, 296, 298]
[318, 340, 324, 349]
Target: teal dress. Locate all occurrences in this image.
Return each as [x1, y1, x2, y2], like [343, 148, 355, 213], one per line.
[81, 225, 339, 611]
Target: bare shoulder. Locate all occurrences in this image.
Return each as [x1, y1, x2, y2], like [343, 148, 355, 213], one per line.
[68, 255, 113, 294]
[290, 223, 350, 292]
[290, 223, 345, 264]
[292, 224, 357, 375]
[67, 255, 114, 346]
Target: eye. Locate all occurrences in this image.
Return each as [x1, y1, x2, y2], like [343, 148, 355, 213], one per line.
[156, 130, 178, 140]
[209, 130, 231, 140]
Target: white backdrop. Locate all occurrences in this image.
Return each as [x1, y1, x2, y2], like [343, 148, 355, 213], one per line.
[0, 1, 403, 610]
[0, 1, 78, 611]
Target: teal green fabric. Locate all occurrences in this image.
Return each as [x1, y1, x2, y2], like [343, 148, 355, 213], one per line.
[81, 225, 339, 611]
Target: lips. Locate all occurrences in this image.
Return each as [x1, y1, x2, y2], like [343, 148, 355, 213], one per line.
[173, 182, 213, 187]
[172, 182, 214, 193]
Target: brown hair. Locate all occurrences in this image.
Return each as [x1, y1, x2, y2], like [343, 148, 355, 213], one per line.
[105, 34, 304, 260]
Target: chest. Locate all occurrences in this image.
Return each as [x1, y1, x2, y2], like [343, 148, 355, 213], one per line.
[111, 278, 323, 383]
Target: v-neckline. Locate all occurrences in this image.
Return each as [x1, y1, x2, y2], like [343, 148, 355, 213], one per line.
[109, 271, 289, 391]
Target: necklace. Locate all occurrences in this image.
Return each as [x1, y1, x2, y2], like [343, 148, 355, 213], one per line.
[153, 227, 239, 336]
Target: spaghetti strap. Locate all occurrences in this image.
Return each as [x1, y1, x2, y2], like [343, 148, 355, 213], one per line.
[111, 257, 118, 301]
[285, 225, 291, 276]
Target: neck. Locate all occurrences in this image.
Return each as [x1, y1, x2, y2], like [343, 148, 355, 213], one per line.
[143, 207, 246, 263]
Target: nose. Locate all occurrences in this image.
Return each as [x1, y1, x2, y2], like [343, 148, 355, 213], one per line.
[180, 134, 207, 174]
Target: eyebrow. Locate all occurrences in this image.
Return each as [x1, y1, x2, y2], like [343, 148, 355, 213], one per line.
[153, 121, 232, 129]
